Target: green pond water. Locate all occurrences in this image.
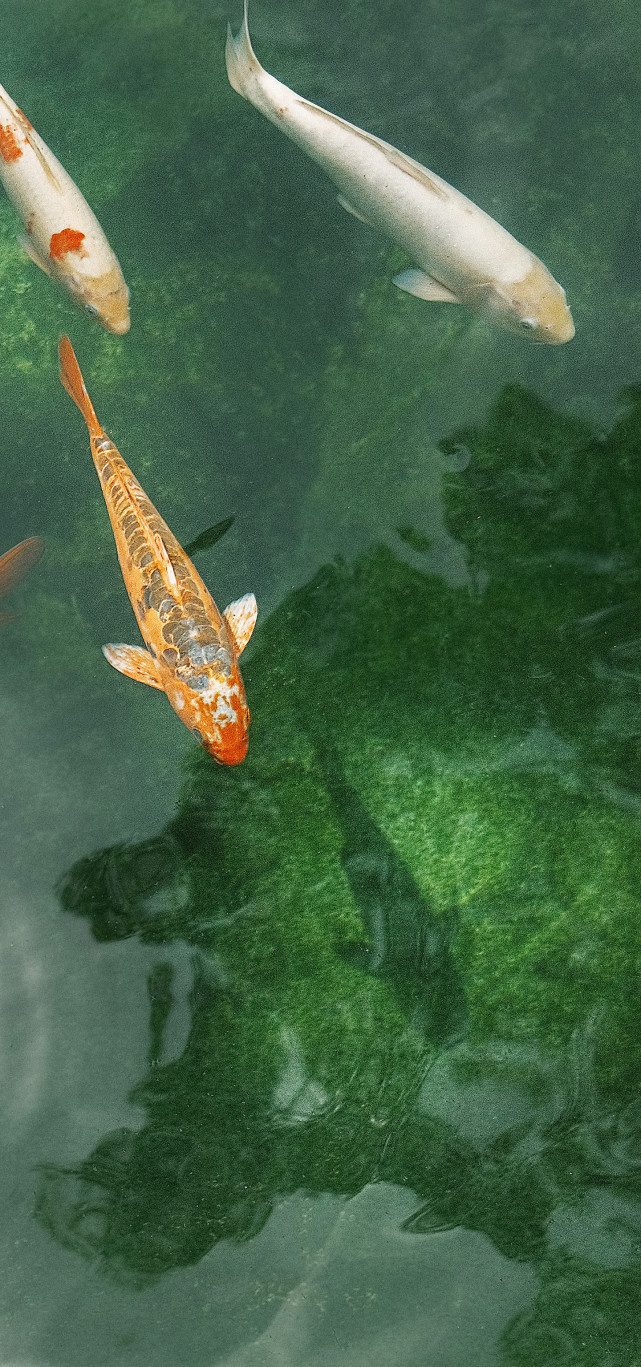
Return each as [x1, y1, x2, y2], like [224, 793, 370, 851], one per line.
[1, 0, 641, 1362]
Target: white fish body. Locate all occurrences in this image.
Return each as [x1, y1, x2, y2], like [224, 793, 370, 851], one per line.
[226, 4, 574, 344]
[0, 83, 130, 333]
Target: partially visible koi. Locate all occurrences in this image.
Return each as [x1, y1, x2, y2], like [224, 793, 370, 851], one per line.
[0, 82, 130, 333]
[0, 536, 43, 625]
[58, 336, 256, 764]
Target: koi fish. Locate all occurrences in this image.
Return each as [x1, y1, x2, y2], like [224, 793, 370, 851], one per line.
[0, 83, 130, 334]
[58, 336, 256, 764]
[0, 535, 42, 625]
[226, 3, 574, 343]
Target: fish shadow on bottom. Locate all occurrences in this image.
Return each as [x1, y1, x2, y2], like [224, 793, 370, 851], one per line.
[315, 742, 467, 1046]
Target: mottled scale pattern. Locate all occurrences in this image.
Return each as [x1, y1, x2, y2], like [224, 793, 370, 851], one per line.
[92, 435, 236, 690]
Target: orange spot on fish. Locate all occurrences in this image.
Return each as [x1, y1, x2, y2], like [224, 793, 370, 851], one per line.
[49, 227, 86, 261]
[217, 726, 249, 765]
[0, 124, 23, 162]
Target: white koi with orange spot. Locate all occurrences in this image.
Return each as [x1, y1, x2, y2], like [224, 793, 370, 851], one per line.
[58, 336, 256, 764]
[226, 2, 574, 344]
[0, 82, 130, 333]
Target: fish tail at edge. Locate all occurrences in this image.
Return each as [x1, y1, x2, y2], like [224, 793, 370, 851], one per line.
[0, 537, 43, 598]
[59, 335, 104, 439]
[225, 0, 261, 98]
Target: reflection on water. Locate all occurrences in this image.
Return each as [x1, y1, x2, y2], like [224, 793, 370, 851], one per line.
[2, 0, 641, 1360]
[218, 1184, 538, 1367]
[0, 900, 51, 1139]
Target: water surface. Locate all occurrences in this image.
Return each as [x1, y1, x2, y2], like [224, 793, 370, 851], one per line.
[1, 1, 641, 1363]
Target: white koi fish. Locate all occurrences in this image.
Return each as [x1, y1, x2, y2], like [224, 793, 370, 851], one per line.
[0, 83, 130, 334]
[226, 3, 574, 343]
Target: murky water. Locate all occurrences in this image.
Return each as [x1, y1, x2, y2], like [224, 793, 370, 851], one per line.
[1, 1, 641, 1363]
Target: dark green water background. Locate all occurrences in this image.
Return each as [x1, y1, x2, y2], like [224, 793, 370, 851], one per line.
[2, 1, 641, 1363]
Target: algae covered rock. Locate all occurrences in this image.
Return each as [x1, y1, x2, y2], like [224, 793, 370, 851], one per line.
[42, 381, 641, 1313]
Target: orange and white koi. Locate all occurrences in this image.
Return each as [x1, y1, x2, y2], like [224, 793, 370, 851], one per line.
[0, 535, 42, 625]
[59, 336, 256, 764]
[0, 83, 130, 334]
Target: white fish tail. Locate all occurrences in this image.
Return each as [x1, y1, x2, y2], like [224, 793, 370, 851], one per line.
[226, 0, 262, 99]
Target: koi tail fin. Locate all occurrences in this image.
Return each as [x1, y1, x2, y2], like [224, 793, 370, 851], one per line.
[0, 537, 43, 598]
[225, 0, 262, 99]
[58, 335, 104, 439]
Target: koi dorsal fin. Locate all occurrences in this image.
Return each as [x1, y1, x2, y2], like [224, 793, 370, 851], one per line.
[224, 592, 257, 655]
[152, 532, 178, 592]
[102, 643, 164, 690]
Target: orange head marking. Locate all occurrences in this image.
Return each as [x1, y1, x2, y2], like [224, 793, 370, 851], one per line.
[195, 684, 251, 764]
[164, 667, 251, 766]
[0, 125, 23, 162]
[49, 228, 87, 261]
[212, 684, 251, 765]
[200, 721, 250, 766]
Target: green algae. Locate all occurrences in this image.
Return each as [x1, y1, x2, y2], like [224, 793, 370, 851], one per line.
[0, 1, 639, 1359]
[1, 0, 641, 624]
[40, 383, 641, 1353]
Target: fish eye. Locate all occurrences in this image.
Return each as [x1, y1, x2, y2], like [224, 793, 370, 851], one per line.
[85, 303, 99, 317]
[519, 316, 537, 331]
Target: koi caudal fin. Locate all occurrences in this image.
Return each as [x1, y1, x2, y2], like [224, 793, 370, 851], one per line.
[0, 536, 43, 604]
[58, 335, 103, 439]
[226, 0, 261, 99]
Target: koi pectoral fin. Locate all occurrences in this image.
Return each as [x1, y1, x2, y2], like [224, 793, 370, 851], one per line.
[183, 515, 234, 559]
[102, 643, 164, 690]
[392, 268, 462, 302]
[18, 234, 52, 277]
[337, 194, 369, 224]
[223, 592, 257, 655]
